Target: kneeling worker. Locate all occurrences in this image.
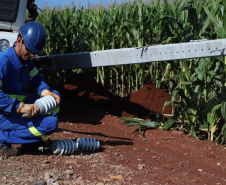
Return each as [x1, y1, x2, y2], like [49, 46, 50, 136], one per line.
[0, 21, 61, 156]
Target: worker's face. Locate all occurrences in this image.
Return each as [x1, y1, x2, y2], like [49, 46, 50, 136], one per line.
[21, 40, 35, 60]
[16, 37, 35, 61]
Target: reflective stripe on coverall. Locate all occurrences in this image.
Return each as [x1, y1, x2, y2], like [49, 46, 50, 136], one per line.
[0, 47, 60, 146]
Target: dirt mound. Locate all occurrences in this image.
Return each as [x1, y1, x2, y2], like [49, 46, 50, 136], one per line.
[123, 84, 172, 118]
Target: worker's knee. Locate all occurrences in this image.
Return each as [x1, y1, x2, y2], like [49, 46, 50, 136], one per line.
[38, 116, 58, 135]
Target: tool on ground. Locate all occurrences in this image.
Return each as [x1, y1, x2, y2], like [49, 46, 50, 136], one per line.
[38, 137, 100, 155]
[22, 95, 57, 117]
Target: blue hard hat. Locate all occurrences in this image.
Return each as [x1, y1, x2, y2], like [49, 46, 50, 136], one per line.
[19, 21, 47, 55]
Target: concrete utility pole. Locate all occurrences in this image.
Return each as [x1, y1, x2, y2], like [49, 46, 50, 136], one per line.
[33, 39, 226, 71]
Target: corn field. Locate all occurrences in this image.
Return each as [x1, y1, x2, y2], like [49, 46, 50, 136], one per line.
[36, 0, 226, 143]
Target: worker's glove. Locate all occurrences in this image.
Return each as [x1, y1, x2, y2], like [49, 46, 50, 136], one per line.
[41, 89, 60, 106]
[17, 102, 40, 118]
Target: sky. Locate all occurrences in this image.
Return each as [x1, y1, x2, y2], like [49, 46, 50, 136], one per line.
[35, 0, 129, 9]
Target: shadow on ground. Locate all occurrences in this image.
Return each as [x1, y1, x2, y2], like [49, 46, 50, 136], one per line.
[57, 73, 172, 124]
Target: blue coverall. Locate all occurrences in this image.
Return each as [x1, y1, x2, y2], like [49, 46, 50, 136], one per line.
[0, 46, 59, 146]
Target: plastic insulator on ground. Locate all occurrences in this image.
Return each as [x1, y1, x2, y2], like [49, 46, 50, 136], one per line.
[52, 139, 77, 155]
[51, 138, 100, 155]
[77, 137, 100, 152]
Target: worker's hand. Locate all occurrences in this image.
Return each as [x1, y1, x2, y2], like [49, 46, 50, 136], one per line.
[41, 89, 60, 106]
[17, 102, 40, 118]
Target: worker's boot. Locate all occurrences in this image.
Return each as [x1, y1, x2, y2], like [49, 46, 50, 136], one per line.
[0, 144, 19, 156]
